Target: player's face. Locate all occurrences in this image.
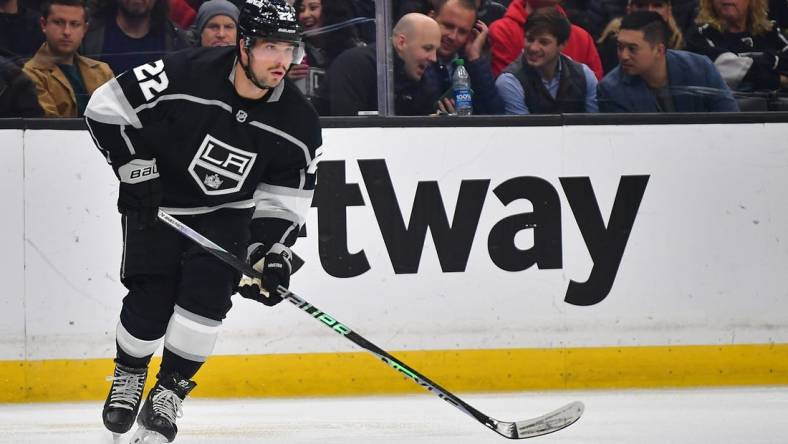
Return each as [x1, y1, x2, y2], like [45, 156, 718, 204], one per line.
[433, 0, 476, 59]
[41, 5, 87, 57]
[201, 15, 237, 47]
[395, 26, 440, 81]
[118, 0, 156, 18]
[617, 29, 663, 76]
[628, 0, 672, 22]
[245, 39, 301, 88]
[297, 0, 322, 31]
[524, 31, 563, 71]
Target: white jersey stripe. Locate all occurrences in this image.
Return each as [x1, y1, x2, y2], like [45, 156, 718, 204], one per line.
[160, 199, 257, 215]
[253, 183, 313, 226]
[134, 93, 234, 114]
[248, 119, 312, 166]
[84, 77, 142, 127]
[119, 125, 136, 156]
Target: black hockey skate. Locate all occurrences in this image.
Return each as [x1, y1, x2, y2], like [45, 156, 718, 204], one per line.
[103, 360, 148, 434]
[131, 372, 196, 443]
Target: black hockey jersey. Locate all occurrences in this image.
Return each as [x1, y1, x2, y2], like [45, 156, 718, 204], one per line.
[85, 46, 322, 248]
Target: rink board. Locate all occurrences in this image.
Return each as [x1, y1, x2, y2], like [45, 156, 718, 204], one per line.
[1, 123, 788, 401]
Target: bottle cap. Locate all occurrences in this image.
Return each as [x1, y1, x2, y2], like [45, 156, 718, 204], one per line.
[455, 58, 465, 66]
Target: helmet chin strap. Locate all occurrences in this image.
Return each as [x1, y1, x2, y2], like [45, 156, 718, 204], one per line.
[240, 40, 271, 91]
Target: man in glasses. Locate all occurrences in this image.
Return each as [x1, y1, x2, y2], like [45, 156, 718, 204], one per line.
[84, 0, 322, 441]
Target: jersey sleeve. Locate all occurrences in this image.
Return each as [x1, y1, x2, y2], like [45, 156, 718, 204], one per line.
[84, 56, 179, 179]
[250, 113, 323, 249]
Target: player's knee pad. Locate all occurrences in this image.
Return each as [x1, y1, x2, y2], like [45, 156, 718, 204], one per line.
[163, 305, 222, 363]
[178, 253, 238, 320]
[121, 275, 179, 337]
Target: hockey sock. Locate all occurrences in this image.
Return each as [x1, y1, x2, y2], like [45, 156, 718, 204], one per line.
[160, 347, 203, 379]
[160, 305, 221, 379]
[116, 342, 153, 369]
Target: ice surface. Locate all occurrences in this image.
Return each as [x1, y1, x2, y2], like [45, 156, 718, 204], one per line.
[0, 387, 786, 443]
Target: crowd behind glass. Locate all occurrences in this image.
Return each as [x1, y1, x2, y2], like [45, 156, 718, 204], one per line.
[2, 0, 787, 117]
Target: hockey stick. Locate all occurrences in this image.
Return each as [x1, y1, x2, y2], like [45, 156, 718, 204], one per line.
[157, 209, 584, 440]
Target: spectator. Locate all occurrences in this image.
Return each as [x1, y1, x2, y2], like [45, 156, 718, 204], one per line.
[488, 0, 603, 78]
[597, 11, 738, 111]
[686, 0, 788, 91]
[325, 12, 441, 115]
[425, 0, 503, 114]
[191, 0, 239, 46]
[24, 0, 113, 117]
[496, 7, 598, 113]
[597, 0, 685, 73]
[81, 0, 190, 74]
[290, 0, 364, 113]
[0, 0, 46, 60]
[0, 51, 44, 116]
[587, 0, 698, 39]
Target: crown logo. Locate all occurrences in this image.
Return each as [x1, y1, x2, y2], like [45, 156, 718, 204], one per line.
[204, 173, 224, 189]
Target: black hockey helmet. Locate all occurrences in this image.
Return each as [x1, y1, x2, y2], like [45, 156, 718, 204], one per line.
[238, 0, 303, 45]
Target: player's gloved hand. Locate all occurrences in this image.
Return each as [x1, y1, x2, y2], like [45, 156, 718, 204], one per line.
[237, 243, 292, 306]
[117, 159, 161, 228]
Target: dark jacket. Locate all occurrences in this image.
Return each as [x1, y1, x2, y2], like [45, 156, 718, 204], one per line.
[423, 53, 504, 115]
[598, 49, 739, 112]
[0, 7, 45, 60]
[80, 14, 190, 72]
[326, 45, 440, 116]
[502, 54, 588, 113]
[0, 54, 44, 118]
[685, 22, 788, 91]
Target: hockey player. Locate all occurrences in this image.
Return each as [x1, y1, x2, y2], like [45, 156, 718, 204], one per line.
[84, 0, 322, 441]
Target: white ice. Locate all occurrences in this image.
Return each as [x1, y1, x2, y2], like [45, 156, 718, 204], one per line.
[1, 387, 786, 443]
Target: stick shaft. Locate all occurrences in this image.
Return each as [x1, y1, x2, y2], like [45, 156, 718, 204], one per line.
[157, 209, 494, 428]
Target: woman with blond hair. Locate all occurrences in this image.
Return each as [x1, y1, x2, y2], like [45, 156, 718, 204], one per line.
[686, 0, 788, 91]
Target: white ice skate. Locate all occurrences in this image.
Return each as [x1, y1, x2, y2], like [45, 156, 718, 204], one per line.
[129, 426, 170, 443]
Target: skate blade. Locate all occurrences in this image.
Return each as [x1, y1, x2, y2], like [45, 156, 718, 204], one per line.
[129, 426, 169, 443]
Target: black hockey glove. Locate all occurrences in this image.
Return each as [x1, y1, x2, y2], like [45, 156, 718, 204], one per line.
[237, 243, 292, 306]
[116, 159, 161, 228]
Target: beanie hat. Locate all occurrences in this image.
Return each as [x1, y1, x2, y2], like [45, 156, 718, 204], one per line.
[196, 0, 240, 34]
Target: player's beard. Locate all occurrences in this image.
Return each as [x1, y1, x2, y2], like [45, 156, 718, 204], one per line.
[243, 52, 284, 90]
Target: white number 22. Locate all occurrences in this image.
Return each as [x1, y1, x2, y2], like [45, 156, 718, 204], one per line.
[133, 60, 169, 101]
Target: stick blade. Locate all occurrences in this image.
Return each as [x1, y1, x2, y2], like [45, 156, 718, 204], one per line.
[493, 401, 584, 440]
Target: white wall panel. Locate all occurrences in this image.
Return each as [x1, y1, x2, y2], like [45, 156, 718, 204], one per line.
[1, 124, 786, 360]
[0, 130, 25, 360]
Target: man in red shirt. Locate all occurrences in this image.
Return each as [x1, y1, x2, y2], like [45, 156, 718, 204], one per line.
[488, 0, 602, 78]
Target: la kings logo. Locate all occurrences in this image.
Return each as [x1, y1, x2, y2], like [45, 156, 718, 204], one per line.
[189, 134, 257, 195]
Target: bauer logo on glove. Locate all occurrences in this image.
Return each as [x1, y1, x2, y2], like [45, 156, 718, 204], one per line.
[237, 242, 292, 306]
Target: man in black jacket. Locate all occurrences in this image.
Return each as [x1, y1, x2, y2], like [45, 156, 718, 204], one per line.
[325, 12, 441, 115]
[0, 50, 43, 117]
[0, 0, 45, 60]
[80, 0, 190, 74]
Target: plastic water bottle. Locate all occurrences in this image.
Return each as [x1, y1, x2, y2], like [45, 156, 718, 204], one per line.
[452, 59, 473, 116]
